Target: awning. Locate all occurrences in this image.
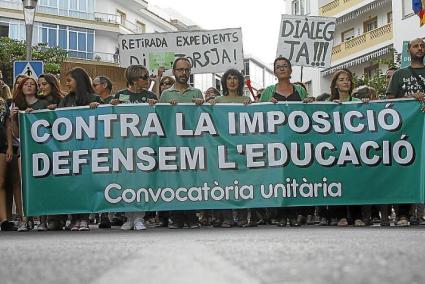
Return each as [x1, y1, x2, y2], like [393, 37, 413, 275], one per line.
[321, 44, 393, 77]
[337, 0, 392, 24]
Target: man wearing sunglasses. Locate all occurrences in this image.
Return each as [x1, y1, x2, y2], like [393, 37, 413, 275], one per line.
[112, 65, 157, 105]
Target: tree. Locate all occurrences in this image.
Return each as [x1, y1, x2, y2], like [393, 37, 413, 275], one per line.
[351, 48, 398, 98]
[0, 37, 67, 85]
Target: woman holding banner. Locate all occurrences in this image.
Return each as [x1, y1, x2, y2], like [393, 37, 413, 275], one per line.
[260, 56, 315, 227]
[326, 69, 368, 226]
[55, 67, 101, 231]
[11, 77, 48, 231]
[210, 68, 251, 227]
[0, 80, 13, 231]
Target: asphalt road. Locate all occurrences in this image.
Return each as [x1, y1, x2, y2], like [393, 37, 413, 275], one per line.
[0, 226, 424, 284]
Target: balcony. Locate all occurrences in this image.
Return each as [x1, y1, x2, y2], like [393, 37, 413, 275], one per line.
[0, 0, 143, 34]
[320, 0, 365, 17]
[331, 23, 392, 62]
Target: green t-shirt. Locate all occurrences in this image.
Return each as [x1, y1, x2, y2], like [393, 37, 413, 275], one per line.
[215, 95, 248, 103]
[99, 95, 114, 104]
[386, 66, 425, 98]
[114, 89, 156, 104]
[159, 85, 203, 103]
[260, 84, 309, 102]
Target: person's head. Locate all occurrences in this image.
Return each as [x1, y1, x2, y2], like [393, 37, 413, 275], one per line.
[273, 56, 292, 80]
[159, 76, 175, 93]
[14, 77, 38, 110]
[316, 92, 331, 101]
[14, 75, 28, 92]
[386, 67, 397, 84]
[92, 76, 113, 95]
[352, 85, 374, 99]
[204, 87, 221, 100]
[172, 57, 192, 85]
[408, 38, 425, 63]
[221, 69, 245, 96]
[124, 65, 150, 90]
[255, 88, 264, 102]
[65, 67, 95, 106]
[38, 73, 64, 100]
[330, 69, 354, 101]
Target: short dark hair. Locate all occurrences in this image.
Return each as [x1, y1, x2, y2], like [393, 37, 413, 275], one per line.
[274, 56, 292, 71]
[95, 76, 113, 92]
[221, 69, 245, 96]
[125, 65, 148, 86]
[172, 57, 191, 70]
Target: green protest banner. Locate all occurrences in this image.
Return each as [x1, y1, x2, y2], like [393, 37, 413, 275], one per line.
[20, 100, 425, 216]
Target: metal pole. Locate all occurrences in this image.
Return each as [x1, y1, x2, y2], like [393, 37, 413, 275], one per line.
[300, 66, 304, 82]
[25, 24, 33, 60]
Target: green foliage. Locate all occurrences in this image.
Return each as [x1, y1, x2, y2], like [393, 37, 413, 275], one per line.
[0, 37, 67, 85]
[352, 70, 388, 98]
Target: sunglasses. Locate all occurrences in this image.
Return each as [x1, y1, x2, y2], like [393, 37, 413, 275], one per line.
[139, 74, 150, 80]
[161, 81, 173, 86]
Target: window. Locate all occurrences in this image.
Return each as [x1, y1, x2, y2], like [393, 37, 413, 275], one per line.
[117, 10, 126, 25]
[363, 17, 378, 33]
[364, 64, 379, 79]
[291, 0, 310, 15]
[0, 24, 8, 38]
[137, 21, 146, 33]
[402, 0, 415, 18]
[387, 11, 392, 23]
[341, 28, 354, 42]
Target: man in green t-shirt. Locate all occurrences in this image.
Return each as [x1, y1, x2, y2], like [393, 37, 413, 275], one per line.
[159, 57, 203, 105]
[386, 38, 425, 227]
[387, 38, 425, 99]
[159, 58, 202, 229]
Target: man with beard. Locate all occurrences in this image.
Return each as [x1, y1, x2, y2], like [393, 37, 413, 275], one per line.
[386, 38, 425, 226]
[159, 57, 203, 104]
[387, 38, 425, 98]
[159, 57, 203, 229]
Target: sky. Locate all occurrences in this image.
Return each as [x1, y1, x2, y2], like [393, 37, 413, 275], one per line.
[150, 0, 286, 67]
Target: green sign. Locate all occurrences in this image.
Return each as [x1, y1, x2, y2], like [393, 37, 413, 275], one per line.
[20, 101, 425, 216]
[148, 52, 175, 71]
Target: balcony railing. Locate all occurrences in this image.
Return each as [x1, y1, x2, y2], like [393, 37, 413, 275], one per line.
[320, 0, 364, 17]
[0, 0, 143, 34]
[331, 23, 393, 62]
[68, 51, 117, 64]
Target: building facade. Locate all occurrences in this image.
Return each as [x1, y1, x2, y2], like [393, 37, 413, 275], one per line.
[284, 0, 425, 97]
[0, 0, 275, 93]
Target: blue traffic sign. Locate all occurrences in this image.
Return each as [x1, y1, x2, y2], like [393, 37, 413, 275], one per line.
[13, 61, 44, 82]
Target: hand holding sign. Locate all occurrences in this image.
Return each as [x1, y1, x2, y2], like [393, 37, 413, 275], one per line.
[276, 15, 336, 68]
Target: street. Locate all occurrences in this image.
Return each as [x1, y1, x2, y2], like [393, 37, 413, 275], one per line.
[0, 226, 424, 284]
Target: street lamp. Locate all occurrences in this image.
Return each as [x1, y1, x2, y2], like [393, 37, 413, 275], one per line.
[22, 0, 38, 60]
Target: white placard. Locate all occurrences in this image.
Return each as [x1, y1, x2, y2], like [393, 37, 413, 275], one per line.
[119, 28, 244, 74]
[276, 15, 336, 68]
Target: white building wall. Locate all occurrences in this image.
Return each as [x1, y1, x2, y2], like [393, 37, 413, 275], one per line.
[392, 0, 425, 53]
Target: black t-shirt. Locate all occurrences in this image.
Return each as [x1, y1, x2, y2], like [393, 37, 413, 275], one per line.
[272, 87, 302, 102]
[114, 89, 157, 104]
[59, 93, 100, 108]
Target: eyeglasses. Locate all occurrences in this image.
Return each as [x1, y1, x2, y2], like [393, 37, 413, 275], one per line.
[139, 74, 150, 80]
[275, 65, 290, 70]
[174, 68, 191, 73]
[161, 81, 173, 86]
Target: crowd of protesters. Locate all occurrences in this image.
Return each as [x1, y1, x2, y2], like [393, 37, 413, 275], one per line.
[0, 37, 424, 231]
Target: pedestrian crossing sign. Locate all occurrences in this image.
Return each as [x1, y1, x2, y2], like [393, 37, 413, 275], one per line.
[13, 61, 44, 83]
